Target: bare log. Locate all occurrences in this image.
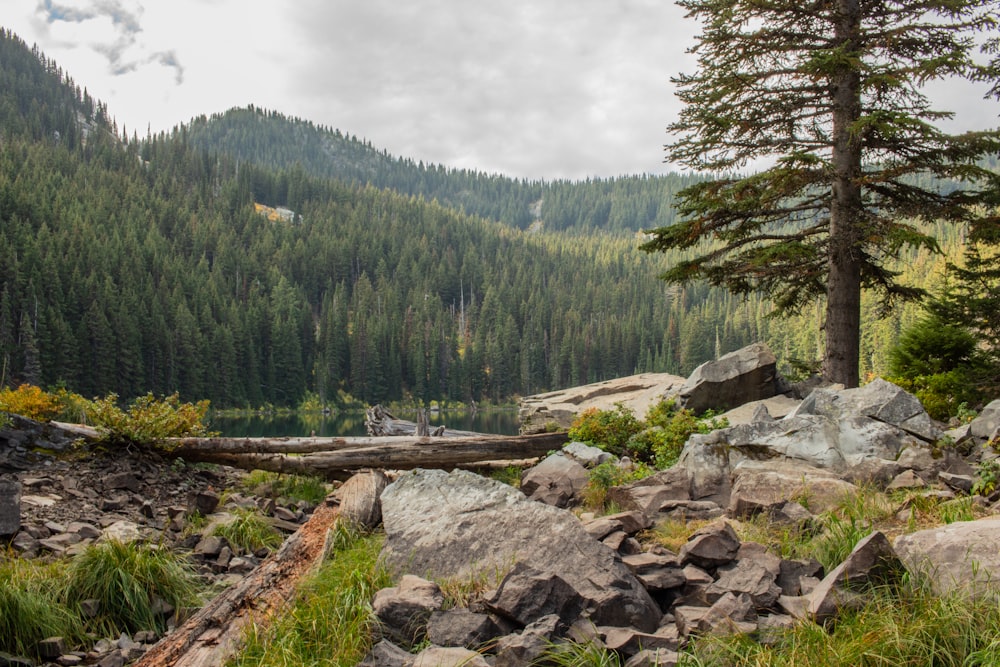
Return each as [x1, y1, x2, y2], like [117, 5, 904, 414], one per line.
[170, 432, 567, 480]
[336, 471, 389, 530]
[134, 501, 340, 667]
[365, 404, 479, 437]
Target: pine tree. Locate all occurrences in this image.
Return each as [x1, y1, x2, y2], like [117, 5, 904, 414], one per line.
[642, 0, 1000, 387]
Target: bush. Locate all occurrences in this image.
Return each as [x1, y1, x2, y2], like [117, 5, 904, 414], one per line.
[0, 384, 64, 421]
[568, 403, 644, 458]
[582, 460, 653, 510]
[64, 539, 200, 634]
[85, 392, 215, 449]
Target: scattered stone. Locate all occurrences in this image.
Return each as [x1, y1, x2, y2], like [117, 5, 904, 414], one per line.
[486, 562, 585, 627]
[0, 480, 21, 535]
[808, 531, 905, 623]
[373, 575, 444, 648]
[38, 636, 68, 660]
[970, 400, 1000, 440]
[938, 471, 974, 494]
[563, 441, 615, 467]
[194, 535, 224, 557]
[601, 626, 680, 655]
[886, 469, 926, 491]
[357, 639, 414, 667]
[519, 452, 590, 508]
[625, 648, 680, 667]
[426, 609, 506, 650]
[193, 490, 220, 515]
[679, 521, 740, 569]
[105, 472, 141, 493]
[412, 646, 490, 667]
[493, 615, 563, 667]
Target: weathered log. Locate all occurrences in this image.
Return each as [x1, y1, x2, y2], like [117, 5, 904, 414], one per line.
[337, 471, 390, 530]
[365, 404, 479, 437]
[170, 432, 567, 481]
[134, 501, 341, 667]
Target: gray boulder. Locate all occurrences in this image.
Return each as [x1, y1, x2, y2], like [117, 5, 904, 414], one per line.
[379, 469, 661, 631]
[676, 342, 779, 415]
[485, 563, 586, 626]
[894, 516, 1000, 598]
[808, 531, 905, 623]
[426, 609, 507, 650]
[563, 441, 615, 467]
[678, 521, 741, 569]
[520, 453, 590, 508]
[411, 647, 489, 667]
[971, 400, 1000, 441]
[493, 615, 563, 667]
[729, 460, 857, 517]
[372, 575, 444, 648]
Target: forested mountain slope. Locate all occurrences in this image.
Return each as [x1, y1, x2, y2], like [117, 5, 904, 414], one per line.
[0, 29, 957, 408]
[184, 106, 704, 234]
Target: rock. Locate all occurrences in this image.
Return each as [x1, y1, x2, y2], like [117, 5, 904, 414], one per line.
[718, 395, 801, 427]
[971, 400, 1000, 440]
[373, 575, 444, 648]
[697, 592, 756, 635]
[676, 342, 779, 415]
[708, 554, 782, 610]
[678, 521, 741, 569]
[885, 469, 927, 491]
[486, 562, 586, 627]
[756, 613, 798, 646]
[625, 648, 680, 667]
[601, 626, 680, 655]
[357, 639, 414, 667]
[379, 469, 660, 631]
[563, 441, 615, 467]
[0, 479, 20, 535]
[38, 636, 68, 660]
[938, 471, 974, 494]
[105, 472, 141, 493]
[101, 520, 141, 543]
[0, 652, 35, 667]
[777, 558, 824, 596]
[607, 467, 691, 516]
[808, 531, 905, 623]
[337, 471, 388, 530]
[519, 453, 590, 508]
[894, 516, 1000, 598]
[519, 372, 685, 434]
[193, 490, 220, 515]
[622, 551, 686, 591]
[193, 535, 224, 557]
[411, 647, 490, 667]
[729, 460, 858, 517]
[493, 615, 563, 667]
[426, 609, 506, 650]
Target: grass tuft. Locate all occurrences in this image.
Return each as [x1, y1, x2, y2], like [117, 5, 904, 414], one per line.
[212, 508, 284, 554]
[64, 539, 200, 635]
[0, 558, 80, 657]
[230, 520, 389, 667]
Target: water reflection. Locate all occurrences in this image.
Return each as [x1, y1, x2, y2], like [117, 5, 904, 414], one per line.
[209, 409, 521, 438]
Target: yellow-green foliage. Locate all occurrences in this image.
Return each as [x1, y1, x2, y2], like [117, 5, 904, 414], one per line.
[85, 392, 214, 449]
[568, 403, 644, 458]
[0, 384, 64, 421]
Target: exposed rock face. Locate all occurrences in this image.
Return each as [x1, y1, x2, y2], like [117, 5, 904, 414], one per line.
[518, 373, 685, 434]
[379, 469, 661, 632]
[894, 517, 1000, 598]
[676, 342, 780, 415]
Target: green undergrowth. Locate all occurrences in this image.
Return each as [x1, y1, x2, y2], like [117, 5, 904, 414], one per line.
[230, 521, 389, 667]
[240, 470, 331, 505]
[211, 508, 284, 554]
[0, 558, 81, 657]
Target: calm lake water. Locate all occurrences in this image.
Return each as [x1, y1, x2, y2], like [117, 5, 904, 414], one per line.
[209, 409, 522, 438]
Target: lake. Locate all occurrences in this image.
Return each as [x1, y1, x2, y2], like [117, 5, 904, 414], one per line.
[209, 408, 522, 438]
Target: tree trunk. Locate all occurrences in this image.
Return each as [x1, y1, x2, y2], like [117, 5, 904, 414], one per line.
[169, 432, 566, 481]
[364, 404, 479, 437]
[825, 0, 863, 388]
[133, 502, 341, 667]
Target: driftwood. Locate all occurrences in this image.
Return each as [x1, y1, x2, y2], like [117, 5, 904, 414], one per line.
[365, 404, 480, 437]
[134, 501, 341, 667]
[169, 432, 567, 481]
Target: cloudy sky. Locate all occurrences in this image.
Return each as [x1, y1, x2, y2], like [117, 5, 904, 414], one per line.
[4, 1, 997, 181]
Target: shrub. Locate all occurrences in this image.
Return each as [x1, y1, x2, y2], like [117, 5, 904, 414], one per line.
[642, 400, 728, 469]
[568, 403, 644, 458]
[85, 392, 215, 449]
[582, 460, 653, 510]
[0, 384, 64, 421]
[64, 539, 200, 635]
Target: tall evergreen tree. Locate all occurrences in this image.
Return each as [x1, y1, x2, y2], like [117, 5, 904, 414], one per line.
[642, 0, 1000, 387]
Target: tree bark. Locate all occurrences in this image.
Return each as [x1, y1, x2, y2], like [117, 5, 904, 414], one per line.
[169, 432, 566, 481]
[825, 0, 864, 389]
[133, 502, 341, 667]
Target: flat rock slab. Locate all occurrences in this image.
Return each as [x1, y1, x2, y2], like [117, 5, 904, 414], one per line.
[379, 469, 661, 631]
[894, 517, 1000, 599]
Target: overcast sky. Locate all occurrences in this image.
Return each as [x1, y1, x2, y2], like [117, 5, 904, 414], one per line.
[4, 1, 997, 182]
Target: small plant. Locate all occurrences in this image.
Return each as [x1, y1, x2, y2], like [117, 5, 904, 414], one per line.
[973, 458, 1000, 497]
[64, 539, 200, 634]
[212, 508, 283, 554]
[650, 518, 714, 553]
[582, 460, 653, 511]
[241, 471, 330, 505]
[937, 497, 975, 524]
[538, 638, 622, 666]
[0, 559, 80, 658]
[812, 515, 871, 571]
[489, 465, 524, 488]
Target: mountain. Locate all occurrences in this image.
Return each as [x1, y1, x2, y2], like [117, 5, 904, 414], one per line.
[0, 29, 953, 409]
[184, 106, 704, 234]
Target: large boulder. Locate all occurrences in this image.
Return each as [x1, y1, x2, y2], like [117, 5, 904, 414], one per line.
[807, 531, 905, 623]
[520, 453, 590, 508]
[676, 343, 780, 415]
[894, 517, 1000, 599]
[970, 400, 1000, 441]
[677, 380, 962, 502]
[518, 373, 685, 434]
[379, 469, 661, 631]
[729, 460, 857, 517]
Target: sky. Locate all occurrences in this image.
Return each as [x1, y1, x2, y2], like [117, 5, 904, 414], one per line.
[3, 0, 997, 182]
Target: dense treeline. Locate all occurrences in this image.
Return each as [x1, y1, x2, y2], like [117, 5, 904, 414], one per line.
[0, 29, 967, 408]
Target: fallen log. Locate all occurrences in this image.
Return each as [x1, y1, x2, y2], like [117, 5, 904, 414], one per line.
[134, 501, 341, 667]
[170, 431, 567, 480]
[365, 404, 480, 437]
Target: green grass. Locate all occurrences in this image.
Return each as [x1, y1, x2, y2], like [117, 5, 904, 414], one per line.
[212, 508, 284, 554]
[679, 578, 1000, 666]
[64, 539, 200, 635]
[229, 521, 390, 667]
[540, 639, 623, 666]
[241, 470, 331, 505]
[0, 557, 80, 657]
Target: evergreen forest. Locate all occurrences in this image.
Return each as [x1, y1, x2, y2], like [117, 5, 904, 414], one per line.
[0, 29, 976, 408]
